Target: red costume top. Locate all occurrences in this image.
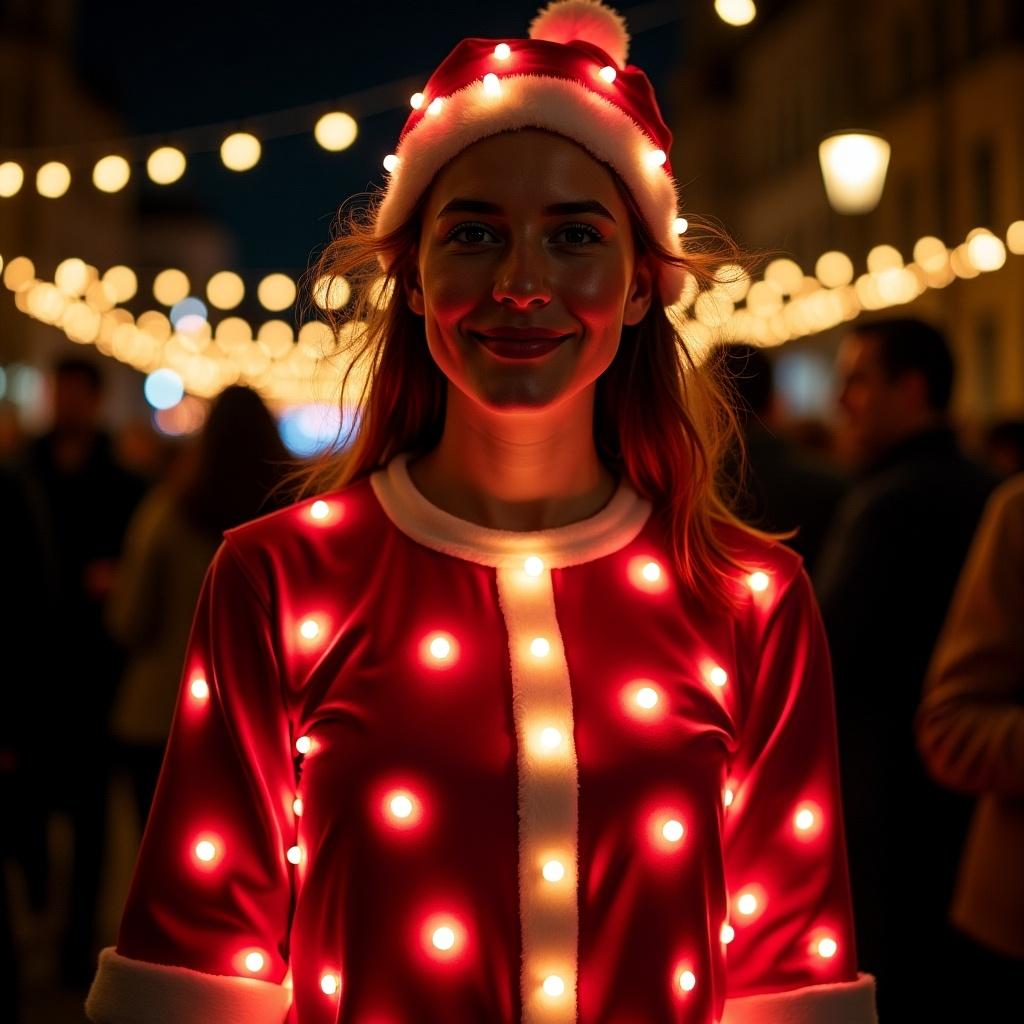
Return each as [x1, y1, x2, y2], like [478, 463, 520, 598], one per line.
[86, 450, 878, 1023]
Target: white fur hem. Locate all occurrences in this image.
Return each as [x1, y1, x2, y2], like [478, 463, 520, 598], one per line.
[84, 946, 292, 1024]
[369, 450, 652, 569]
[720, 971, 878, 1024]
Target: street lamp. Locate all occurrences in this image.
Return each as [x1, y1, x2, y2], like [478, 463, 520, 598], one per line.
[818, 130, 891, 213]
[715, 0, 757, 26]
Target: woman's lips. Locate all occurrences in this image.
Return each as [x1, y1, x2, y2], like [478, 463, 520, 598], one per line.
[471, 331, 571, 359]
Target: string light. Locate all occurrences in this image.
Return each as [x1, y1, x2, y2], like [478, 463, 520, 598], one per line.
[36, 162, 71, 198]
[93, 155, 131, 193]
[147, 147, 186, 185]
[0, 161, 24, 196]
[220, 132, 261, 172]
[314, 112, 358, 152]
[9, 209, 1022, 414]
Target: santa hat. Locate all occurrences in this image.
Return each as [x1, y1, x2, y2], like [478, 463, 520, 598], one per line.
[373, 0, 688, 306]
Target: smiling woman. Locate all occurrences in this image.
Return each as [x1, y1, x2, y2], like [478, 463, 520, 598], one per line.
[86, 3, 878, 1023]
[292, 118, 765, 590]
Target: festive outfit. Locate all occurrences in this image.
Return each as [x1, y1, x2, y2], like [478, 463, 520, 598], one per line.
[86, 2, 877, 1020]
[87, 451, 876, 1023]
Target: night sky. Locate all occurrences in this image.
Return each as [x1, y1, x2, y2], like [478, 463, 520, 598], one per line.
[73, 0, 687, 275]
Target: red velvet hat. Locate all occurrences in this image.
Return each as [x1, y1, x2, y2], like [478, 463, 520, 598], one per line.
[373, 0, 688, 305]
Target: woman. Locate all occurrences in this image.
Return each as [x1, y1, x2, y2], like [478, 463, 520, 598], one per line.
[87, 3, 878, 1021]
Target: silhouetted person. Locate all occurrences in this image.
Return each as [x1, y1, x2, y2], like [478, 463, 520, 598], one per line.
[914, 473, 1024, 1016]
[709, 342, 847, 574]
[106, 386, 296, 833]
[982, 418, 1024, 478]
[814, 318, 998, 1017]
[20, 357, 147, 988]
[0, 462, 58, 1022]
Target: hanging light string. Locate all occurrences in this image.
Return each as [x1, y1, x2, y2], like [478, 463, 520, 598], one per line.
[0, 1, 689, 198]
[3, 218, 1020, 415]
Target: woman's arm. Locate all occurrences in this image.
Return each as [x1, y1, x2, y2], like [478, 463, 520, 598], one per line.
[720, 564, 877, 1023]
[86, 537, 297, 1024]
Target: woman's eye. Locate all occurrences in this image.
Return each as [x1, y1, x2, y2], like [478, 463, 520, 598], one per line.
[445, 222, 603, 246]
[447, 223, 494, 244]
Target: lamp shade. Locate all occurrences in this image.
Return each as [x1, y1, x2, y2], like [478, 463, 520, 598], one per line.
[818, 130, 891, 213]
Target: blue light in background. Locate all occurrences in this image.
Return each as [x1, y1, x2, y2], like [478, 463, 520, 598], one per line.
[144, 368, 185, 409]
[278, 404, 356, 457]
[170, 296, 208, 328]
[774, 350, 835, 418]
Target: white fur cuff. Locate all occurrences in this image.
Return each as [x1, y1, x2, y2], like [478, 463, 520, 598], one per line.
[721, 972, 878, 1024]
[84, 946, 292, 1024]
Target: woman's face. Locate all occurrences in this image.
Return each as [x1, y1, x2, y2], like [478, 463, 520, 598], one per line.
[405, 128, 654, 413]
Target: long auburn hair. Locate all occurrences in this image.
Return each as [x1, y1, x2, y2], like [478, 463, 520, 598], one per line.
[279, 134, 787, 611]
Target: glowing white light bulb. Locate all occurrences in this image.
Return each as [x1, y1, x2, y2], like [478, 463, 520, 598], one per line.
[295, 735, 312, 754]
[817, 937, 838, 958]
[190, 677, 209, 700]
[540, 726, 562, 750]
[390, 794, 413, 818]
[524, 555, 544, 576]
[795, 808, 815, 831]
[737, 892, 758, 916]
[410, 93, 425, 109]
[721, 923, 735, 944]
[647, 149, 667, 169]
[320, 972, 340, 995]
[483, 73, 501, 96]
[723, 787, 735, 807]
[427, 97, 444, 116]
[244, 951, 265, 973]
[286, 845, 302, 865]
[674, 217, 689, 235]
[310, 500, 329, 520]
[432, 926, 455, 950]
[293, 797, 303, 816]
[635, 686, 658, 709]
[709, 666, 728, 687]
[641, 561, 661, 581]
[299, 618, 320, 640]
[195, 840, 216, 862]
[543, 975, 565, 997]
[678, 969, 696, 992]
[662, 819, 684, 843]
[383, 154, 400, 172]
[599, 65, 616, 83]
[748, 571, 769, 592]
[542, 859, 565, 882]
[530, 637, 550, 657]
[494, 43, 511, 59]
[429, 636, 451, 659]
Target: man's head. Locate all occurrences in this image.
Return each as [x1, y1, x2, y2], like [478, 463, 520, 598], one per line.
[52, 356, 103, 434]
[836, 318, 953, 465]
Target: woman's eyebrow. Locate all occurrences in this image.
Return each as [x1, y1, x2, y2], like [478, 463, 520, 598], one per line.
[436, 197, 616, 222]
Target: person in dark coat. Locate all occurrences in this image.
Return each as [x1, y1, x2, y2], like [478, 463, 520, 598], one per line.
[20, 356, 148, 988]
[708, 342, 848, 574]
[813, 317, 998, 1018]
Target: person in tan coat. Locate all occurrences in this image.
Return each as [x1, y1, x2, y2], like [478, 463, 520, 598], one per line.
[914, 471, 1024, 1011]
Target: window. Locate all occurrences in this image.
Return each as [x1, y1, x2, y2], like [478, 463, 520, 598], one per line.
[975, 313, 997, 416]
[970, 139, 996, 227]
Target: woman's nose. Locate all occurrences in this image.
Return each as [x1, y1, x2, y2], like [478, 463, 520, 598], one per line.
[492, 240, 551, 308]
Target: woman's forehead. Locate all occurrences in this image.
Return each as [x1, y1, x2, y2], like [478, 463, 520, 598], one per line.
[428, 132, 621, 212]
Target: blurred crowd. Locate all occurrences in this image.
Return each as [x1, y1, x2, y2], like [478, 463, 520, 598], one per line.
[2, 317, 1023, 1021]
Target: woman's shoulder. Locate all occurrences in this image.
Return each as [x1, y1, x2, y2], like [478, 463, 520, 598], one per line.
[708, 515, 807, 592]
[218, 472, 383, 583]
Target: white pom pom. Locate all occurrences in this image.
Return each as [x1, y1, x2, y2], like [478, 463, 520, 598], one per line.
[528, 0, 631, 70]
